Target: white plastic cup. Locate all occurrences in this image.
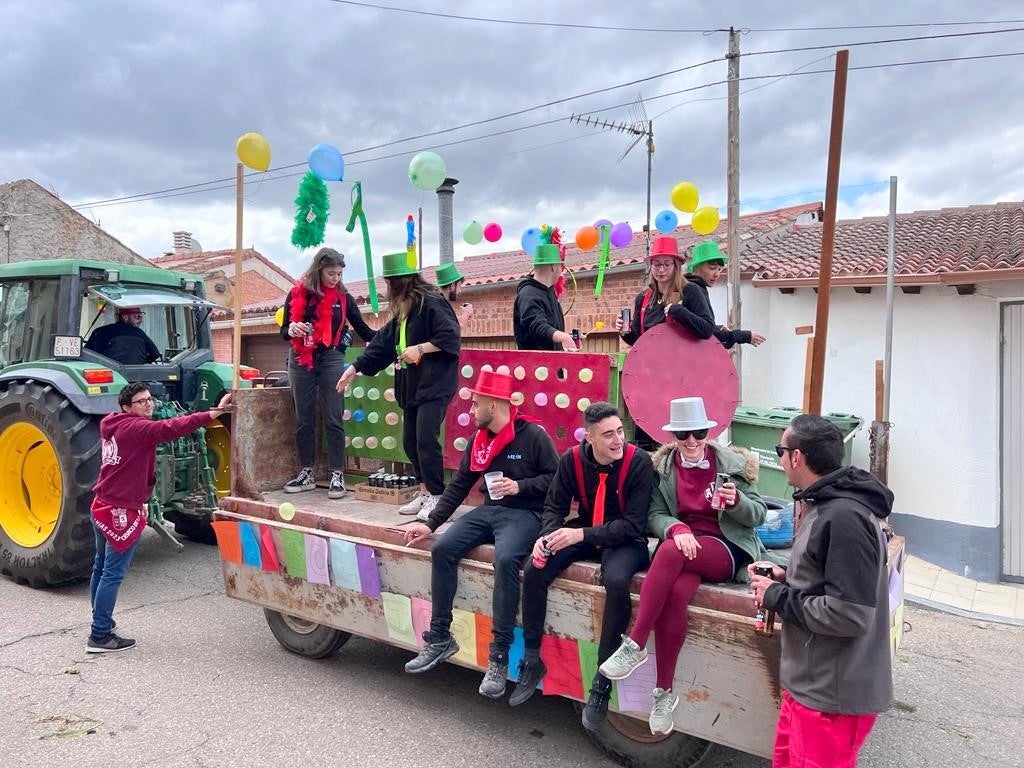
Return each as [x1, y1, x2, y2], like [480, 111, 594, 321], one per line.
[484, 471, 505, 501]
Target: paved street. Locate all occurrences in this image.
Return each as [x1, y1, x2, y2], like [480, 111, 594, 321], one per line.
[1, 531, 1021, 768]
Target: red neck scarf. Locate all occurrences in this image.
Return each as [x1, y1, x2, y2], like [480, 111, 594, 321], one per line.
[470, 409, 518, 471]
[289, 283, 343, 369]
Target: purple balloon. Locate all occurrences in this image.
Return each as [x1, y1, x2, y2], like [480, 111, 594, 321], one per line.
[593, 219, 613, 230]
[610, 222, 633, 248]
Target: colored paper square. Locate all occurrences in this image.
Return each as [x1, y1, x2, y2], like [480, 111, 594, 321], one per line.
[888, 561, 904, 611]
[305, 534, 330, 585]
[238, 521, 261, 568]
[279, 529, 307, 580]
[329, 539, 361, 591]
[382, 592, 417, 646]
[475, 614, 494, 666]
[355, 545, 382, 598]
[211, 520, 242, 564]
[411, 597, 432, 648]
[258, 524, 281, 572]
[450, 609, 478, 666]
[578, 639, 618, 710]
[540, 635, 584, 698]
[507, 627, 528, 682]
[614, 650, 658, 714]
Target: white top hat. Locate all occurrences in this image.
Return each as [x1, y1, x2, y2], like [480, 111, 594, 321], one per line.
[662, 397, 718, 432]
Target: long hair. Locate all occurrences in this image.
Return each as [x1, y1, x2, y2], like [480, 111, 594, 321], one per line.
[646, 261, 684, 304]
[385, 273, 435, 321]
[301, 247, 348, 296]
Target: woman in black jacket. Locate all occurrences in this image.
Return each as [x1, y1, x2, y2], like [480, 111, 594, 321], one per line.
[281, 247, 376, 499]
[336, 252, 461, 520]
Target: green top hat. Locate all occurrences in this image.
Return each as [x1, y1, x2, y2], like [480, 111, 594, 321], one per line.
[689, 240, 728, 270]
[381, 251, 419, 279]
[532, 243, 563, 267]
[435, 261, 464, 287]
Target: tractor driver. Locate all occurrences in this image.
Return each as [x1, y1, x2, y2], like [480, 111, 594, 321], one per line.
[86, 307, 162, 365]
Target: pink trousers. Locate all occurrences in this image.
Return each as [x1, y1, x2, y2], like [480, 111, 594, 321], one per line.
[773, 691, 878, 768]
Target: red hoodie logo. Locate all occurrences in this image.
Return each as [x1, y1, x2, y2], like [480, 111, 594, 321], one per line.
[101, 436, 122, 466]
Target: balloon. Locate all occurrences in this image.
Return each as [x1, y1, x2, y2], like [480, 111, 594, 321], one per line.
[353, 409, 365, 422]
[307, 143, 344, 181]
[575, 226, 599, 251]
[594, 218, 613, 230]
[408, 151, 447, 190]
[236, 132, 271, 171]
[521, 227, 543, 256]
[671, 181, 700, 212]
[655, 210, 678, 234]
[610, 222, 633, 248]
[278, 502, 295, 521]
[691, 206, 721, 235]
[483, 222, 502, 242]
[463, 220, 483, 245]
[275, 307, 284, 327]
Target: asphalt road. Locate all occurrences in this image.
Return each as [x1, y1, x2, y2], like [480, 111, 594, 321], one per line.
[1, 531, 1021, 768]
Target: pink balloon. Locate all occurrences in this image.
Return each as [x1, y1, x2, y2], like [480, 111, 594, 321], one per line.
[610, 222, 633, 248]
[534, 392, 548, 407]
[457, 412, 471, 427]
[574, 427, 586, 442]
[483, 222, 502, 242]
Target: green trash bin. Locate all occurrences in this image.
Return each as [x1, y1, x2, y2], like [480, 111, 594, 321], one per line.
[729, 407, 862, 499]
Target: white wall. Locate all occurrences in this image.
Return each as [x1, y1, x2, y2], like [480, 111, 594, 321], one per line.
[704, 279, 1024, 531]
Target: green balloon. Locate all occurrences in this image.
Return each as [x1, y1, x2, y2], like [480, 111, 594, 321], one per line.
[464, 220, 483, 245]
[409, 151, 447, 191]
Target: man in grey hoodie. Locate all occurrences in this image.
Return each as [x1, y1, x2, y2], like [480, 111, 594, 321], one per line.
[750, 414, 894, 768]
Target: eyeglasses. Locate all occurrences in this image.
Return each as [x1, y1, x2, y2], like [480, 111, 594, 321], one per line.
[673, 429, 708, 441]
[131, 397, 154, 406]
[650, 261, 675, 270]
[775, 444, 796, 458]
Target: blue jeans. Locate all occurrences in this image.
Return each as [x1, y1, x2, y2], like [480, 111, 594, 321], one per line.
[428, 505, 541, 662]
[90, 522, 139, 639]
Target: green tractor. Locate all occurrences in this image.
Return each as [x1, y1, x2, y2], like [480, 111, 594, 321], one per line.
[0, 259, 258, 587]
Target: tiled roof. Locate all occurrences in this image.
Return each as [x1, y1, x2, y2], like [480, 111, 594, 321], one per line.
[339, 202, 823, 303]
[151, 247, 296, 285]
[748, 202, 1024, 286]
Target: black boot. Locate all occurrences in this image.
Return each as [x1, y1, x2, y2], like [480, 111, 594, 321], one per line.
[404, 632, 459, 674]
[582, 673, 613, 731]
[508, 653, 547, 707]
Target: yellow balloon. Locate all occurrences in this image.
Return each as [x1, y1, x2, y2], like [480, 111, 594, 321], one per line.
[691, 206, 721, 236]
[236, 132, 271, 171]
[275, 307, 285, 327]
[670, 181, 700, 213]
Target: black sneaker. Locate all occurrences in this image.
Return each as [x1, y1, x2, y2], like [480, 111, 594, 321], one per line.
[582, 674, 613, 731]
[86, 633, 136, 654]
[328, 472, 347, 499]
[284, 468, 315, 493]
[404, 633, 459, 674]
[508, 656, 547, 707]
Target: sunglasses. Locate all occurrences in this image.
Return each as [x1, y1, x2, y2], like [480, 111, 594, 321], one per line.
[775, 444, 796, 457]
[673, 429, 708, 441]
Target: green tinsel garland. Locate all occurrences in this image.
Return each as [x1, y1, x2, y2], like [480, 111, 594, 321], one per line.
[291, 172, 329, 249]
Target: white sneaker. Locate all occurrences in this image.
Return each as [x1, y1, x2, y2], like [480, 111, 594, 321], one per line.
[599, 635, 648, 680]
[416, 494, 441, 522]
[649, 688, 679, 735]
[398, 493, 426, 516]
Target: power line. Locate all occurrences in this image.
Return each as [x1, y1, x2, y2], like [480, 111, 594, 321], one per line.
[745, 25, 1024, 58]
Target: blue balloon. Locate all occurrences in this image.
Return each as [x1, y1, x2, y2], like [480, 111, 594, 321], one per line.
[308, 143, 345, 182]
[521, 227, 542, 256]
[655, 209, 678, 234]
[352, 409, 365, 422]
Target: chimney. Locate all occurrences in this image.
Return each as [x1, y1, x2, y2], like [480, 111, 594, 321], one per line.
[436, 178, 458, 265]
[173, 231, 193, 253]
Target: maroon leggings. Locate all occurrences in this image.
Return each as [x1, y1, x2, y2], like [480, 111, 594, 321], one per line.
[628, 536, 735, 690]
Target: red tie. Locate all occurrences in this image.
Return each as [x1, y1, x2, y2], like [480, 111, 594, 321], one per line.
[592, 473, 608, 527]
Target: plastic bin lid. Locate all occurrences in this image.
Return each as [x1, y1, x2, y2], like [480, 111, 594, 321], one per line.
[731, 406, 862, 435]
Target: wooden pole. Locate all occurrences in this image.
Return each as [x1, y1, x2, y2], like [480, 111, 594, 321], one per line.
[232, 162, 244, 390]
[874, 360, 884, 421]
[802, 336, 814, 413]
[807, 49, 849, 416]
[726, 27, 742, 387]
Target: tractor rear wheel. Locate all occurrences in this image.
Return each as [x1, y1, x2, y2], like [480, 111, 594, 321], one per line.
[0, 382, 100, 587]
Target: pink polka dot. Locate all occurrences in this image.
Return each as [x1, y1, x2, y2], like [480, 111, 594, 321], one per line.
[534, 392, 548, 407]
[574, 427, 586, 442]
[457, 412, 471, 427]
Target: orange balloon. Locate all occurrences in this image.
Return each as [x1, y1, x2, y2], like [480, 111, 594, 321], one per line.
[575, 226, 600, 251]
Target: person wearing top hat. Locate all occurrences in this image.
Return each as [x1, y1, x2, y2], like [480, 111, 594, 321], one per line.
[599, 396, 777, 737]
[85, 306, 162, 365]
[337, 252, 461, 521]
[513, 243, 577, 352]
[435, 261, 472, 327]
[686, 241, 767, 349]
[402, 370, 559, 700]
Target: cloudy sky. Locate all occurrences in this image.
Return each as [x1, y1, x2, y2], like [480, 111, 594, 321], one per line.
[3, 0, 1023, 280]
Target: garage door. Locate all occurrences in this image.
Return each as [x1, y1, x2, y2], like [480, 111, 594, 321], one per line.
[242, 334, 289, 378]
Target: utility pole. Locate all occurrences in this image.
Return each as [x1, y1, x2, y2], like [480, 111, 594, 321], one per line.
[726, 26, 742, 386]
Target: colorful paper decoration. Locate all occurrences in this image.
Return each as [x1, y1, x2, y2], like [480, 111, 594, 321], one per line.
[450, 608, 478, 665]
[411, 597, 433, 648]
[259, 525, 281, 572]
[280, 529, 308, 580]
[474, 613, 494, 666]
[382, 593, 418, 646]
[540, 635, 585, 698]
[615, 650, 659, 714]
[238, 521, 262, 568]
[305, 534, 331, 585]
[329, 539, 361, 591]
[211, 520, 242, 564]
[355, 545, 382, 598]
[507, 627, 529, 683]
[578, 640, 619, 710]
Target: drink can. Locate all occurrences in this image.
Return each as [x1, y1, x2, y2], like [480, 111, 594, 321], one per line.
[570, 328, 582, 349]
[711, 473, 729, 510]
[619, 308, 631, 328]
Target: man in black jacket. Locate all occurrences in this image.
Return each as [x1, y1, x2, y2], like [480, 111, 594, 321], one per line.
[750, 414, 894, 767]
[509, 402, 653, 729]
[686, 241, 766, 349]
[403, 370, 559, 699]
[513, 243, 577, 351]
[86, 307, 162, 364]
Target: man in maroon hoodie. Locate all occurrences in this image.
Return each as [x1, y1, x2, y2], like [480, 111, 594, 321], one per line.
[87, 382, 232, 653]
